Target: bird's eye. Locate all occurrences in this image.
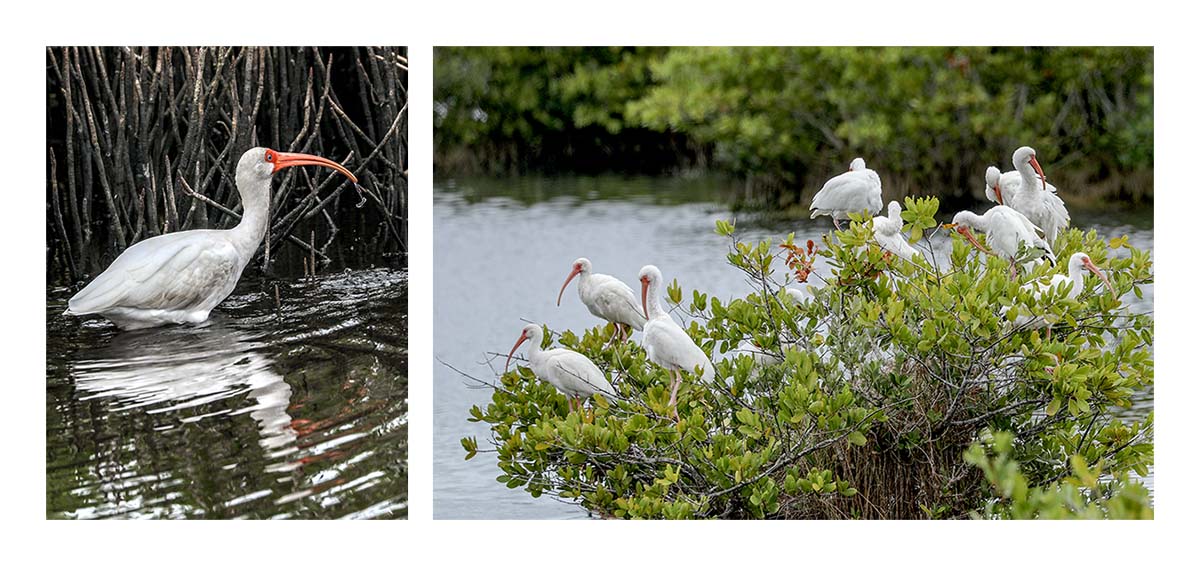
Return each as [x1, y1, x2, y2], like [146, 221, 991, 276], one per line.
[265, 152, 274, 162]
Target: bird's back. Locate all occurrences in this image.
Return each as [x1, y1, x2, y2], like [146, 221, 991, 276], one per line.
[584, 275, 646, 330]
[810, 170, 882, 218]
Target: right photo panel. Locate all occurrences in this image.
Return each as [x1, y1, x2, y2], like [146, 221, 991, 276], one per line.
[433, 47, 1153, 520]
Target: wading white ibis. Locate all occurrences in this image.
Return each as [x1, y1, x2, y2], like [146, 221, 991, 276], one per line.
[556, 257, 647, 341]
[872, 201, 919, 261]
[505, 323, 617, 411]
[984, 146, 1070, 247]
[65, 147, 358, 330]
[945, 206, 1055, 276]
[1003, 252, 1117, 330]
[809, 157, 883, 229]
[638, 265, 716, 415]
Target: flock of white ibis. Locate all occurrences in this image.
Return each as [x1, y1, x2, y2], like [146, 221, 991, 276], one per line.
[504, 145, 1115, 416]
[65, 148, 359, 330]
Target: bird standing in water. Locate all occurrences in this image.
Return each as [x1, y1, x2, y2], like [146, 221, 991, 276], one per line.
[66, 147, 358, 330]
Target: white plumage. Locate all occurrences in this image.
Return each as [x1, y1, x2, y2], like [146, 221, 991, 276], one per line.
[984, 146, 1070, 247]
[809, 157, 883, 228]
[637, 265, 716, 414]
[1002, 252, 1116, 329]
[948, 206, 1056, 271]
[556, 257, 646, 339]
[505, 323, 617, 409]
[65, 147, 358, 330]
[871, 201, 919, 260]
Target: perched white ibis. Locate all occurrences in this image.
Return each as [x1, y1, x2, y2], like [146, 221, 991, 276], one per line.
[505, 323, 617, 411]
[871, 200, 919, 261]
[809, 157, 883, 229]
[637, 265, 717, 414]
[945, 206, 1055, 276]
[556, 257, 647, 341]
[984, 146, 1070, 247]
[1003, 252, 1116, 330]
[65, 147, 358, 330]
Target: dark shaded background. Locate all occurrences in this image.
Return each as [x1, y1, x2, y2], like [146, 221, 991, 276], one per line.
[47, 46, 408, 284]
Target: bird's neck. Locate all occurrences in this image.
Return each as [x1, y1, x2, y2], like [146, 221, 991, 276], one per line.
[1067, 263, 1086, 298]
[231, 177, 272, 254]
[645, 280, 666, 319]
[1017, 162, 1040, 190]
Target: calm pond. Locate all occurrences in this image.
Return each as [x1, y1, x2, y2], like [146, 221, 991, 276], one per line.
[433, 175, 1153, 519]
[47, 268, 408, 519]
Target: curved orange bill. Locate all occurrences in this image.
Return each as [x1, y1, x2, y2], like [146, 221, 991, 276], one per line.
[1029, 157, 1047, 190]
[1084, 260, 1117, 298]
[504, 333, 529, 373]
[556, 265, 582, 306]
[273, 151, 358, 183]
[943, 223, 995, 256]
[640, 278, 650, 319]
[994, 183, 1005, 206]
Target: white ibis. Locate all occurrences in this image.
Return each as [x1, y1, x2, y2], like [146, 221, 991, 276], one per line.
[871, 200, 919, 261]
[504, 323, 617, 411]
[809, 157, 883, 229]
[1003, 252, 1117, 330]
[638, 265, 717, 415]
[984, 146, 1070, 247]
[556, 257, 647, 341]
[65, 147, 358, 330]
[945, 206, 1055, 277]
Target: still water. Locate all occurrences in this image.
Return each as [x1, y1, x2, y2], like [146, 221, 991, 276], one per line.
[433, 175, 1153, 519]
[47, 268, 408, 519]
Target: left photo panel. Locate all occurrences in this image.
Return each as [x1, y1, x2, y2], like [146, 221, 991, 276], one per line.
[45, 46, 408, 519]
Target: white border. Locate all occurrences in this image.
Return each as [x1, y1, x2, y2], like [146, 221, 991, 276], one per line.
[4, 1, 1196, 563]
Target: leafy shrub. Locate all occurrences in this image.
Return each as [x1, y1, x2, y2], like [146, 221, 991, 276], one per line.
[462, 198, 1153, 519]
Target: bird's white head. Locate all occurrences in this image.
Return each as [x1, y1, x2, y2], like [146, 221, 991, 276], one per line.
[637, 265, 663, 319]
[887, 200, 902, 218]
[985, 166, 1004, 205]
[505, 323, 544, 373]
[1070, 252, 1117, 298]
[235, 147, 359, 196]
[943, 211, 990, 254]
[556, 257, 593, 306]
[849, 157, 867, 171]
[1012, 146, 1046, 190]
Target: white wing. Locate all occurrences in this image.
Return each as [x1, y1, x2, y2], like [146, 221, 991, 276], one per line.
[68, 231, 243, 315]
[545, 349, 616, 399]
[810, 170, 882, 218]
[643, 317, 715, 382]
[588, 276, 647, 330]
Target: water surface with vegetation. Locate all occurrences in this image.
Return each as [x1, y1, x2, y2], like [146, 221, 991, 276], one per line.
[433, 175, 1152, 519]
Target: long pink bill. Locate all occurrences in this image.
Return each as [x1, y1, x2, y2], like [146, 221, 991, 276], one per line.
[1030, 157, 1047, 190]
[640, 278, 650, 319]
[1084, 259, 1118, 298]
[556, 266, 582, 306]
[504, 333, 528, 373]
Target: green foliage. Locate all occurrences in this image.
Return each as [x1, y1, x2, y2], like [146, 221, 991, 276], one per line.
[435, 47, 1153, 204]
[464, 200, 1152, 518]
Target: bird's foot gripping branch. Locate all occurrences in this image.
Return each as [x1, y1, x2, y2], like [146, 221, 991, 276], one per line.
[462, 197, 1153, 519]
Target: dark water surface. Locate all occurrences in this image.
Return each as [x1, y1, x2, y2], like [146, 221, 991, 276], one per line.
[47, 268, 408, 519]
[433, 175, 1153, 519]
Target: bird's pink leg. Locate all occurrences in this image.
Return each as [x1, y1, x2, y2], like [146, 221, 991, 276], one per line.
[833, 218, 843, 231]
[668, 369, 682, 420]
[1009, 260, 1019, 281]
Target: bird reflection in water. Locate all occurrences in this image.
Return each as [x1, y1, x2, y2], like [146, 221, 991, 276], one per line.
[71, 319, 300, 470]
